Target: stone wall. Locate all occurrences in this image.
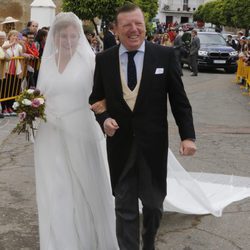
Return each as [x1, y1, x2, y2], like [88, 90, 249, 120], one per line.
[0, 0, 62, 31]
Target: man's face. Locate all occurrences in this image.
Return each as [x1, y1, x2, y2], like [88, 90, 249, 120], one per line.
[115, 8, 146, 51]
[30, 22, 38, 33]
[27, 34, 35, 45]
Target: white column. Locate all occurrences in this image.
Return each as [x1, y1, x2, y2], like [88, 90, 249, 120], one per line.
[30, 0, 56, 28]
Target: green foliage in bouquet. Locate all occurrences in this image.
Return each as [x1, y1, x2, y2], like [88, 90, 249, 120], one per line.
[12, 89, 46, 140]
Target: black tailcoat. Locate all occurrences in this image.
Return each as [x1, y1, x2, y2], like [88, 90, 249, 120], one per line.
[89, 41, 195, 194]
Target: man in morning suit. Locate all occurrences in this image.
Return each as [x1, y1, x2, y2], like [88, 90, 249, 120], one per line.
[189, 29, 200, 76]
[103, 22, 117, 50]
[89, 3, 196, 250]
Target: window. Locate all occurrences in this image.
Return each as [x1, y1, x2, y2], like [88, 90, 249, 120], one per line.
[183, 0, 189, 11]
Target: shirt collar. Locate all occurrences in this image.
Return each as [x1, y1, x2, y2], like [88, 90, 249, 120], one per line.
[119, 40, 145, 56]
[109, 30, 114, 35]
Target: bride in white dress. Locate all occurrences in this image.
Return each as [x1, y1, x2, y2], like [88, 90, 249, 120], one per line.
[34, 11, 250, 250]
[34, 12, 118, 250]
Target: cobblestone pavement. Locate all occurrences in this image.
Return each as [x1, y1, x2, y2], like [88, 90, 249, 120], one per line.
[0, 68, 250, 250]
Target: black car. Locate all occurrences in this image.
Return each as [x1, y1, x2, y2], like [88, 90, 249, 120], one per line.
[181, 32, 238, 73]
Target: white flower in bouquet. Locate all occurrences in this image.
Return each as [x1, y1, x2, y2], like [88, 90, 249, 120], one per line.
[12, 102, 20, 110]
[37, 98, 45, 105]
[22, 99, 32, 106]
[12, 88, 46, 141]
[27, 89, 35, 94]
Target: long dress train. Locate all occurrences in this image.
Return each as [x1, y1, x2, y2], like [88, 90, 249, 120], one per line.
[98, 139, 250, 217]
[164, 149, 250, 217]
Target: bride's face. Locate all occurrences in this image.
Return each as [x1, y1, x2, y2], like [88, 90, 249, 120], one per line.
[55, 24, 79, 53]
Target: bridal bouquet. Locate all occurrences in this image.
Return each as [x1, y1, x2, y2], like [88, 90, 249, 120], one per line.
[12, 88, 46, 141]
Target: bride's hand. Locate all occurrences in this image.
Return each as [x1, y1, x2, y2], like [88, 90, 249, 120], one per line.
[90, 99, 107, 114]
[179, 139, 197, 156]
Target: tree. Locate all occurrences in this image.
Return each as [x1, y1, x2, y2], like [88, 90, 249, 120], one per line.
[221, 0, 250, 35]
[194, 0, 223, 26]
[135, 0, 158, 21]
[193, 5, 205, 22]
[62, 0, 159, 35]
[194, 0, 250, 35]
[62, 0, 123, 35]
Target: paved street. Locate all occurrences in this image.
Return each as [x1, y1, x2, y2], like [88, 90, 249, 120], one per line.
[0, 68, 250, 250]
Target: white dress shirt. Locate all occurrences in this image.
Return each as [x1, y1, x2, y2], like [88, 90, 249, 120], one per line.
[119, 41, 145, 86]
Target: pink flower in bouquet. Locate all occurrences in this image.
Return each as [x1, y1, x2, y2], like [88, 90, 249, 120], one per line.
[19, 112, 27, 121]
[32, 98, 41, 108]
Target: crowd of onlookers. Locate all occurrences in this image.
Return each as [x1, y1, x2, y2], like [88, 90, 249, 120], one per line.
[226, 31, 250, 66]
[1, 18, 250, 118]
[0, 20, 186, 119]
[0, 20, 49, 118]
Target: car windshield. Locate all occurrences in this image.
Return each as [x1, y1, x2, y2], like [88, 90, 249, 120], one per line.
[198, 33, 227, 45]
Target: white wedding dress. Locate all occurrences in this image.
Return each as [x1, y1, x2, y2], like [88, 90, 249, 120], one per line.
[34, 13, 118, 250]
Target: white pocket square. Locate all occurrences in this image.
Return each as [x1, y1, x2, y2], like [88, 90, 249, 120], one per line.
[155, 68, 164, 74]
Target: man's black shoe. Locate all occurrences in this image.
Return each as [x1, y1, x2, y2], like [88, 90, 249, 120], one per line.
[190, 73, 197, 76]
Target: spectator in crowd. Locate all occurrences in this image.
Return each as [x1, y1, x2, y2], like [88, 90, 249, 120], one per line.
[90, 35, 103, 54]
[236, 31, 244, 51]
[0, 16, 19, 34]
[244, 38, 250, 66]
[17, 32, 28, 52]
[156, 21, 165, 34]
[103, 22, 117, 50]
[189, 29, 200, 76]
[226, 34, 237, 50]
[0, 31, 7, 118]
[84, 31, 94, 45]
[34, 28, 48, 58]
[173, 27, 184, 76]
[24, 32, 39, 88]
[21, 20, 39, 36]
[146, 34, 154, 42]
[160, 33, 172, 46]
[41, 26, 50, 32]
[237, 36, 247, 54]
[2, 30, 23, 116]
[152, 33, 161, 44]
[168, 27, 177, 43]
[33, 28, 48, 84]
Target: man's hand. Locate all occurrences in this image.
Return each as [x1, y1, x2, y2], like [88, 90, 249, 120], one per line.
[104, 118, 119, 137]
[179, 139, 197, 156]
[90, 99, 106, 114]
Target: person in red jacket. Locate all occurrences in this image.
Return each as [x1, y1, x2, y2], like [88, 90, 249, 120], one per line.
[24, 32, 39, 88]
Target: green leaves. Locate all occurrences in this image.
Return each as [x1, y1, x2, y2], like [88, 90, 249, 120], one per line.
[193, 0, 250, 31]
[62, 0, 159, 34]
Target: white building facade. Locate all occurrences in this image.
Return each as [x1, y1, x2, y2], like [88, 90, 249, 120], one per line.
[156, 0, 210, 25]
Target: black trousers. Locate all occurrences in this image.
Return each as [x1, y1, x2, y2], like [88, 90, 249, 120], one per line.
[174, 49, 183, 76]
[114, 141, 165, 250]
[190, 54, 198, 75]
[27, 71, 36, 89]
